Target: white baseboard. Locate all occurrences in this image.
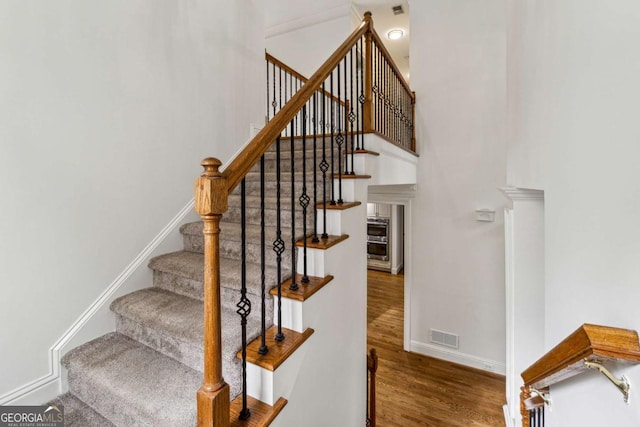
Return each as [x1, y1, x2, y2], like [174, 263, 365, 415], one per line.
[0, 201, 196, 405]
[391, 262, 404, 275]
[410, 340, 506, 376]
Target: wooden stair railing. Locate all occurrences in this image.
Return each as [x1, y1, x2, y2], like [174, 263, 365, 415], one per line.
[367, 348, 379, 427]
[519, 324, 640, 427]
[223, 14, 371, 194]
[194, 12, 415, 426]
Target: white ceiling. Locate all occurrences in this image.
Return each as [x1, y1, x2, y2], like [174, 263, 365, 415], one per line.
[353, 0, 410, 81]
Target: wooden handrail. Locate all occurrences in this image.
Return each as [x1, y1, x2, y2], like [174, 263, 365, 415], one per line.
[519, 324, 640, 427]
[222, 14, 372, 193]
[522, 324, 640, 389]
[265, 52, 345, 107]
[265, 52, 309, 84]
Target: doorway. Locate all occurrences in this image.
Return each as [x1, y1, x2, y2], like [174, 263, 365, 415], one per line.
[367, 185, 413, 350]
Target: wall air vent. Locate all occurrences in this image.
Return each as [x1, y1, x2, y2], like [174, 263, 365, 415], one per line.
[392, 5, 404, 15]
[430, 329, 459, 349]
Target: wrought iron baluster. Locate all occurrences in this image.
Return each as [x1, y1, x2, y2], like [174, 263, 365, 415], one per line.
[336, 59, 344, 204]
[405, 89, 410, 148]
[358, 37, 365, 150]
[237, 178, 251, 420]
[284, 69, 289, 137]
[376, 45, 382, 134]
[279, 67, 283, 128]
[320, 82, 329, 239]
[383, 60, 388, 140]
[401, 88, 406, 148]
[383, 59, 388, 139]
[348, 46, 355, 175]
[329, 71, 336, 206]
[272, 61, 277, 119]
[273, 135, 285, 342]
[266, 58, 270, 123]
[391, 73, 396, 143]
[294, 78, 298, 136]
[397, 75, 401, 145]
[289, 120, 298, 291]
[376, 48, 381, 135]
[300, 104, 310, 284]
[312, 92, 320, 243]
[289, 73, 293, 134]
[258, 155, 268, 355]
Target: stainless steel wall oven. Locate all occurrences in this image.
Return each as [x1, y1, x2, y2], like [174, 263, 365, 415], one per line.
[367, 217, 390, 262]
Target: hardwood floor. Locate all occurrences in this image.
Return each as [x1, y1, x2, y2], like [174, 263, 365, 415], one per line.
[367, 269, 505, 426]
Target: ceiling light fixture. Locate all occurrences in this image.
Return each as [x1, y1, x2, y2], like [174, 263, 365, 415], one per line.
[387, 29, 404, 40]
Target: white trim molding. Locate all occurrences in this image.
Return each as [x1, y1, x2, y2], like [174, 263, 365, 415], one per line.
[500, 186, 544, 202]
[0, 201, 196, 405]
[410, 340, 507, 375]
[503, 404, 515, 427]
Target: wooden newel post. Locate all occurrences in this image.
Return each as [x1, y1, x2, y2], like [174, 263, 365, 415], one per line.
[367, 348, 378, 427]
[363, 11, 374, 134]
[195, 157, 230, 427]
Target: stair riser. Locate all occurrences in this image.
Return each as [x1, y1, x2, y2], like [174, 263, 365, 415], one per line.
[185, 230, 311, 266]
[115, 314, 203, 373]
[153, 271, 203, 301]
[260, 157, 340, 174]
[219, 239, 294, 268]
[153, 269, 288, 302]
[222, 205, 318, 229]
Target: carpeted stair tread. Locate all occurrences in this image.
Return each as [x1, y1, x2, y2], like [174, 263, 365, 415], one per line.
[62, 333, 200, 426]
[47, 392, 114, 427]
[149, 251, 279, 297]
[110, 287, 262, 385]
[180, 221, 307, 268]
[110, 288, 202, 352]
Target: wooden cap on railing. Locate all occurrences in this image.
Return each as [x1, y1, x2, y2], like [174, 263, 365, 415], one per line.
[195, 157, 228, 216]
[521, 323, 640, 390]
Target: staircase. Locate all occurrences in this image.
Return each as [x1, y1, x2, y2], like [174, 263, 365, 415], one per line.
[50, 140, 339, 425]
[48, 12, 417, 426]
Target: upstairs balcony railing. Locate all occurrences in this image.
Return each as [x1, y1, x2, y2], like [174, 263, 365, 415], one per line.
[265, 21, 415, 153]
[193, 12, 415, 426]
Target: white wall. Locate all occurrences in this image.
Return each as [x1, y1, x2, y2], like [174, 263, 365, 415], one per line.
[0, 0, 264, 402]
[508, 1, 640, 425]
[264, 0, 352, 77]
[409, 0, 508, 372]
